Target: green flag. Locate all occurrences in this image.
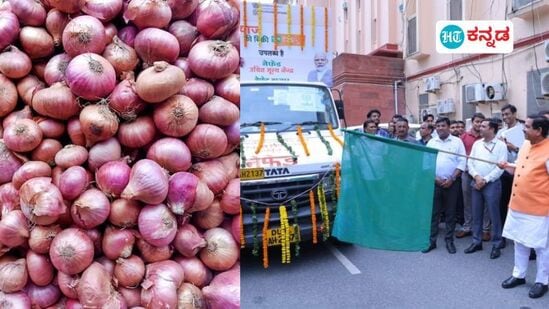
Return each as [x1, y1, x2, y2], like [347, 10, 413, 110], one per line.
[332, 130, 438, 251]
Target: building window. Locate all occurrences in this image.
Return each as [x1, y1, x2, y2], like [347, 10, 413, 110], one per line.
[449, 0, 462, 20]
[407, 16, 417, 55]
[512, 0, 539, 12]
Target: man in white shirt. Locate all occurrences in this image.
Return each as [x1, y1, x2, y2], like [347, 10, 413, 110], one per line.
[464, 119, 507, 259]
[422, 117, 466, 254]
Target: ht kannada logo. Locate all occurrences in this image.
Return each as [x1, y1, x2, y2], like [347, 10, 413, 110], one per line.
[436, 21, 513, 54]
[440, 24, 464, 49]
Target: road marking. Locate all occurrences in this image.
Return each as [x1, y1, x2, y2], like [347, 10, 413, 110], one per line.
[326, 243, 361, 275]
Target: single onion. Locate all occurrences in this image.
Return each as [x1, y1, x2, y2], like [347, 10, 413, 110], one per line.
[102, 226, 135, 260]
[114, 255, 145, 288]
[88, 137, 121, 171]
[3, 119, 43, 153]
[0, 291, 31, 308]
[44, 53, 71, 86]
[167, 172, 213, 214]
[49, 0, 85, 13]
[200, 228, 238, 271]
[124, 0, 172, 29]
[0, 11, 20, 50]
[71, 188, 110, 229]
[174, 57, 192, 78]
[96, 159, 130, 198]
[57, 272, 80, 300]
[109, 199, 141, 228]
[78, 262, 122, 308]
[117, 116, 156, 148]
[134, 28, 180, 65]
[0, 45, 32, 79]
[32, 60, 47, 81]
[0, 183, 19, 215]
[194, 199, 224, 230]
[12, 161, 52, 189]
[121, 159, 169, 205]
[136, 239, 173, 263]
[3, 106, 33, 128]
[217, 152, 238, 179]
[169, 20, 198, 56]
[50, 228, 94, 275]
[34, 117, 66, 138]
[54, 145, 88, 168]
[0, 258, 28, 293]
[202, 265, 240, 309]
[17, 75, 44, 106]
[8, 0, 46, 26]
[65, 53, 116, 101]
[29, 225, 62, 254]
[170, 0, 199, 20]
[224, 121, 239, 146]
[67, 117, 86, 146]
[185, 124, 227, 159]
[32, 82, 80, 120]
[26, 251, 54, 286]
[138, 204, 177, 247]
[119, 286, 142, 307]
[220, 178, 239, 215]
[19, 26, 55, 59]
[58, 166, 88, 201]
[45, 9, 69, 46]
[153, 95, 198, 137]
[196, 0, 239, 40]
[173, 223, 206, 258]
[0, 74, 17, 117]
[108, 72, 146, 120]
[199, 96, 239, 126]
[25, 282, 62, 308]
[188, 40, 239, 80]
[62, 15, 106, 57]
[190, 159, 229, 194]
[180, 78, 214, 106]
[174, 256, 212, 288]
[177, 282, 206, 309]
[79, 104, 119, 146]
[30, 138, 60, 168]
[82, 0, 123, 22]
[104, 23, 117, 45]
[146, 138, 192, 173]
[20, 177, 66, 225]
[136, 61, 185, 103]
[103, 36, 139, 78]
[215, 74, 239, 105]
[0, 210, 29, 247]
[86, 228, 104, 257]
[118, 25, 138, 47]
[140, 261, 184, 309]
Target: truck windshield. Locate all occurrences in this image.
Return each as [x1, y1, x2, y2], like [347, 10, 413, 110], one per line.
[240, 84, 339, 134]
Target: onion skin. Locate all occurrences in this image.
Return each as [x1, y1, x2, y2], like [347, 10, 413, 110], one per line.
[0, 11, 20, 50]
[108, 73, 146, 121]
[57, 271, 80, 300]
[118, 25, 138, 47]
[102, 226, 135, 260]
[199, 228, 238, 271]
[190, 159, 229, 194]
[136, 239, 173, 263]
[0, 183, 19, 215]
[138, 204, 177, 247]
[12, 161, 52, 190]
[25, 282, 62, 308]
[49, 228, 94, 275]
[103, 36, 139, 78]
[136, 61, 186, 103]
[153, 95, 198, 137]
[0, 291, 32, 308]
[0, 258, 28, 293]
[17, 76, 45, 107]
[49, 0, 86, 14]
[109, 199, 141, 228]
[79, 104, 119, 147]
[65, 53, 116, 101]
[195, 0, 239, 40]
[121, 159, 169, 205]
[0, 74, 18, 118]
[19, 26, 55, 59]
[141, 260, 184, 309]
[32, 82, 80, 120]
[0, 45, 32, 79]
[20, 177, 66, 225]
[167, 172, 213, 214]
[77, 262, 121, 308]
[114, 255, 145, 288]
[178, 282, 206, 309]
[29, 225, 62, 255]
[146, 138, 192, 173]
[44, 53, 71, 85]
[173, 223, 207, 258]
[26, 251, 55, 286]
[0, 210, 30, 248]
[71, 188, 111, 229]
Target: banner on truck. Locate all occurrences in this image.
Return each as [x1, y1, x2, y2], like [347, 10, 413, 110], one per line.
[240, 2, 334, 87]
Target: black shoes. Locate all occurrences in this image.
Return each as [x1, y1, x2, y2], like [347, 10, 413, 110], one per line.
[421, 242, 436, 253]
[529, 283, 548, 299]
[490, 246, 501, 259]
[501, 276, 526, 289]
[446, 241, 456, 254]
[464, 243, 483, 254]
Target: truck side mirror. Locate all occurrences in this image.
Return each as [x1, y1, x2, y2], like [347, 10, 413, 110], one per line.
[335, 99, 345, 119]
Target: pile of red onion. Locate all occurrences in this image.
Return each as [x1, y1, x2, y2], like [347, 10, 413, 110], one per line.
[0, 0, 240, 308]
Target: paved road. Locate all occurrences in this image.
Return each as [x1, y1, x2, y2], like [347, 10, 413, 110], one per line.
[241, 232, 548, 308]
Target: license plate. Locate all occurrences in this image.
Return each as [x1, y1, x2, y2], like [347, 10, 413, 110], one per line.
[266, 226, 300, 246]
[240, 168, 265, 180]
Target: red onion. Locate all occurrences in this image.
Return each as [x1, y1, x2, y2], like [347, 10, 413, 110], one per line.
[19, 26, 55, 59]
[78, 262, 121, 308]
[17, 75, 45, 106]
[220, 178, 239, 215]
[102, 226, 135, 260]
[58, 166, 89, 201]
[170, 0, 199, 20]
[45, 9, 69, 46]
[173, 223, 206, 258]
[153, 94, 198, 137]
[0, 74, 17, 118]
[138, 204, 177, 247]
[119, 286, 142, 307]
[3, 118, 43, 153]
[108, 73, 145, 120]
[147, 138, 192, 173]
[32, 83, 80, 121]
[174, 256, 212, 288]
[29, 225, 62, 254]
[199, 95, 239, 126]
[50, 0, 85, 13]
[169, 20, 198, 56]
[194, 199, 224, 230]
[32, 60, 47, 81]
[31, 139, 61, 166]
[65, 53, 116, 101]
[178, 282, 206, 309]
[67, 117, 86, 146]
[50, 228, 94, 275]
[25, 282, 62, 308]
[0, 45, 32, 79]
[85, 228, 104, 257]
[118, 25, 138, 47]
[122, 159, 169, 205]
[114, 255, 145, 288]
[136, 61, 185, 103]
[0, 11, 20, 50]
[174, 57, 193, 78]
[96, 159, 130, 198]
[88, 137, 121, 171]
[79, 104, 119, 146]
[224, 121, 239, 145]
[199, 228, 238, 271]
[231, 215, 239, 245]
[8, 0, 46, 26]
[62, 15, 108, 57]
[54, 144, 88, 168]
[141, 260, 184, 309]
[134, 28, 180, 65]
[117, 116, 156, 148]
[65, 298, 85, 308]
[218, 152, 238, 179]
[226, 26, 239, 52]
[167, 172, 213, 214]
[0, 291, 31, 308]
[136, 239, 173, 263]
[44, 53, 71, 85]
[191, 159, 229, 194]
[104, 22, 117, 45]
[57, 272, 80, 299]
[3, 106, 33, 128]
[188, 40, 239, 80]
[180, 78, 215, 106]
[196, 0, 239, 40]
[215, 74, 239, 105]
[109, 199, 141, 228]
[12, 160, 52, 189]
[34, 117, 66, 138]
[0, 183, 19, 215]
[202, 265, 240, 309]
[0, 258, 28, 292]
[26, 251, 54, 286]
[103, 36, 139, 78]
[71, 188, 110, 229]
[124, 0, 172, 29]
[186, 124, 227, 159]
[82, 0, 123, 22]
[0, 210, 29, 247]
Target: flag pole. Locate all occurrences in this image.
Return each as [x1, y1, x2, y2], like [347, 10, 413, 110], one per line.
[434, 148, 515, 167]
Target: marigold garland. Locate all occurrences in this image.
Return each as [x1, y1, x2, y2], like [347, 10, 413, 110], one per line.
[315, 125, 333, 155]
[240, 136, 246, 168]
[296, 125, 310, 156]
[286, 4, 291, 49]
[243, 0, 248, 47]
[311, 6, 315, 48]
[273, 3, 278, 49]
[262, 207, 270, 268]
[299, 5, 304, 50]
[240, 205, 245, 248]
[317, 185, 330, 241]
[328, 124, 344, 147]
[290, 200, 300, 257]
[257, 2, 262, 47]
[254, 122, 265, 154]
[279, 205, 291, 263]
[276, 132, 297, 163]
[251, 203, 259, 256]
[309, 190, 318, 244]
[335, 162, 341, 199]
[324, 7, 328, 52]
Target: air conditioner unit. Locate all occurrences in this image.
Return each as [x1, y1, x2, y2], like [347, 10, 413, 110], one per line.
[436, 98, 456, 114]
[425, 76, 441, 93]
[484, 83, 505, 101]
[542, 71, 549, 96]
[436, 100, 446, 114]
[465, 84, 485, 103]
[545, 40, 549, 62]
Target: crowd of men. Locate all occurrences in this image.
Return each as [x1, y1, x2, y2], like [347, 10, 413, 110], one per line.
[362, 106, 549, 299]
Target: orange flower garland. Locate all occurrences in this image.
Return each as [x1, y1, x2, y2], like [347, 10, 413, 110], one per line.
[296, 125, 310, 156]
[335, 162, 341, 199]
[309, 190, 318, 244]
[324, 7, 328, 52]
[311, 6, 315, 48]
[273, 3, 278, 50]
[328, 124, 343, 147]
[255, 122, 265, 154]
[257, 2, 262, 47]
[262, 207, 270, 268]
[300, 5, 304, 50]
[243, 1, 247, 47]
[286, 4, 291, 49]
[240, 205, 245, 248]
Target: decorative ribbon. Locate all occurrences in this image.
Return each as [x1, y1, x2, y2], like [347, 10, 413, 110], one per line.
[328, 124, 344, 147]
[315, 126, 333, 155]
[240, 205, 245, 248]
[290, 200, 300, 257]
[309, 190, 318, 244]
[255, 122, 265, 154]
[300, 5, 304, 50]
[296, 125, 310, 156]
[262, 207, 270, 268]
[287, 4, 291, 48]
[311, 6, 315, 47]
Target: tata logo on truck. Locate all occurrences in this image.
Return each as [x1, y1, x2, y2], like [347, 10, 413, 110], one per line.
[264, 167, 290, 177]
